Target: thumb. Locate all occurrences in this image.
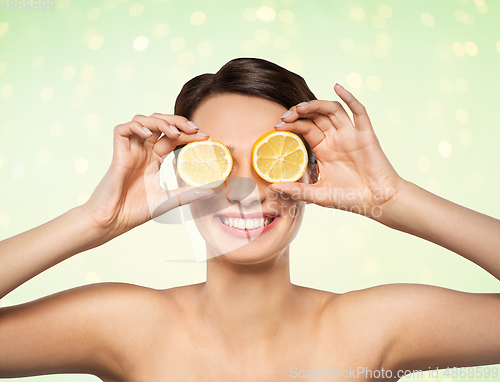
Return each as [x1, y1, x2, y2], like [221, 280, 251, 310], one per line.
[149, 186, 215, 219]
[269, 182, 316, 204]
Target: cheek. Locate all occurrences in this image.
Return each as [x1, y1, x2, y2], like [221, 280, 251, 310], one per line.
[272, 199, 306, 219]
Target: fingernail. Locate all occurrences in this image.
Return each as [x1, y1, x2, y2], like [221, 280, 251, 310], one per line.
[274, 121, 286, 128]
[296, 101, 308, 107]
[196, 131, 209, 136]
[143, 127, 153, 135]
[281, 110, 292, 118]
[335, 83, 344, 90]
[187, 121, 199, 130]
[169, 125, 181, 135]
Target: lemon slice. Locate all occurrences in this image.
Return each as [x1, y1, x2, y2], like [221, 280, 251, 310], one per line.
[177, 140, 233, 188]
[251, 131, 308, 183]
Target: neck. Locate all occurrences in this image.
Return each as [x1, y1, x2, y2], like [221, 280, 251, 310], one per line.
[200, 246, 299, 349]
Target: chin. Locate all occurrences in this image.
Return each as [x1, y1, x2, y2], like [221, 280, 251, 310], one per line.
[209, 241, 285, 265]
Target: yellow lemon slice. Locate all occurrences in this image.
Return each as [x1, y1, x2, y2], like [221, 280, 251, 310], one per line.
[177, 140, 233, 188]
[251, 131, 308, 183]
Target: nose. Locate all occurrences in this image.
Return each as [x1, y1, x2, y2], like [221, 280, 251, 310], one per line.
[225, 160, 266, 207]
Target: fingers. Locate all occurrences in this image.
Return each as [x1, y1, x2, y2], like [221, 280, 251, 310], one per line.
[333, 83, 374, 132]
[274, 118, 326, 150]
[152, 131, 209, 158]
[281, 100, 354, 132]
[149, 185, 215, 218]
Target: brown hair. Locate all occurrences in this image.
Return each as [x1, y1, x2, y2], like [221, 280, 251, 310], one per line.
[173, 57, 319, 182]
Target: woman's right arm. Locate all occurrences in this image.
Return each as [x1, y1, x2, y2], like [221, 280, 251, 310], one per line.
[0, 113, 213, 378]
[0, 206, 107, 300]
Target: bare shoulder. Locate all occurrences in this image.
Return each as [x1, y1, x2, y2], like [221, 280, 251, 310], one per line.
[0, 282, 173, 379]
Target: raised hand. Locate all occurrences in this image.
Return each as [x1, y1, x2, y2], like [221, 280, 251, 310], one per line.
[270, 83, 407, 219]
[82, 114, 214, 238]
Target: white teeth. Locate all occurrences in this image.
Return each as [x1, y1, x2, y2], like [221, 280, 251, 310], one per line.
[219, 216, 276, 230]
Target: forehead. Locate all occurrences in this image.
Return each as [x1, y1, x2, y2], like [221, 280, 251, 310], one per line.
[190, 94, 286, 152]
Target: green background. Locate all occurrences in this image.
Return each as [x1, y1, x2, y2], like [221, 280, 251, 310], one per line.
[1, 0, 500, 381]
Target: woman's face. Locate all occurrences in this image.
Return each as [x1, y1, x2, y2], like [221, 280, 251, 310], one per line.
[182, 93, 311, 264]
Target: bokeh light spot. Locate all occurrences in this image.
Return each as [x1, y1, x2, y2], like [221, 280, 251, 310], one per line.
[455, 108, 469, 125]
[87, 8, 100, 21]
[133, 36, 149, 51]
[459, 129, 472, 145]
[50, 122, 63, 138]
[178, 50, 194, 65]
[366, 75, 382, 91]
[12, 164, 24, 180]
[363, 258, 379, 275]
[85, 271, 100, 284]
[339, 37, 354, 52]
[41, 87, 54, 102]
[273, 36, 289, 51]
[455, 78, 468, 94]
[256, 6, 276, 22]
[129, 3, 144, 17]
[1, 84, 13, 98]
[74, 158, 89, 174]
[63, 65, 76, 80]
[0, 22, 8, 36]
[37, 150, 52, 166]
[89, 35, 104, 50]
[153, 23, 170, 37]
[465, 41, 477, 56]
[350, 7, 365, 22]
[475, 0, 488, 13]
[419, 269, 433, 283]
[197, 41, 214, 56]
[170, 36, 186, 51]
[86, 113, 100, 129]
[0, 212, 10, 228]
[452, 42, 465, 57]
[32, 55, 44, 70]
[80, 65, 95, 81]
[57, 0, 70, 9]
[438, 141, 452, 158]
[346, 72, 362, 88]
[242, 40, 259, 54]
[0, 153, 4, 169]
[255, 28, 271, 43]
[376, 33, 391, 49]
[190, 11, 206, 25]
[371, 14, 386, 28]
[420, 13, 434, 27]
[278, 9, 294, 23]
[417, 157, 432, 173]
[0, 61, 7, 75]
[378, 4, 393, 18]
[103, 0, 117, 12]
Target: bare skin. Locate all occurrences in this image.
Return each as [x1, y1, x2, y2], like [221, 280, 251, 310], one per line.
[1, 86, 500, 381]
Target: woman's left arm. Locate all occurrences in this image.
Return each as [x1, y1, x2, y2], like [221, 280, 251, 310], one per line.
[274, 84, 500, 370]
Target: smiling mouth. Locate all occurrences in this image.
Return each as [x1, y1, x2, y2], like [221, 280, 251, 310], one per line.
[215, 216, 278, 230]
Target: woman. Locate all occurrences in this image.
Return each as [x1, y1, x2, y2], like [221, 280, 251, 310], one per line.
[1, 57, 499, 381]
